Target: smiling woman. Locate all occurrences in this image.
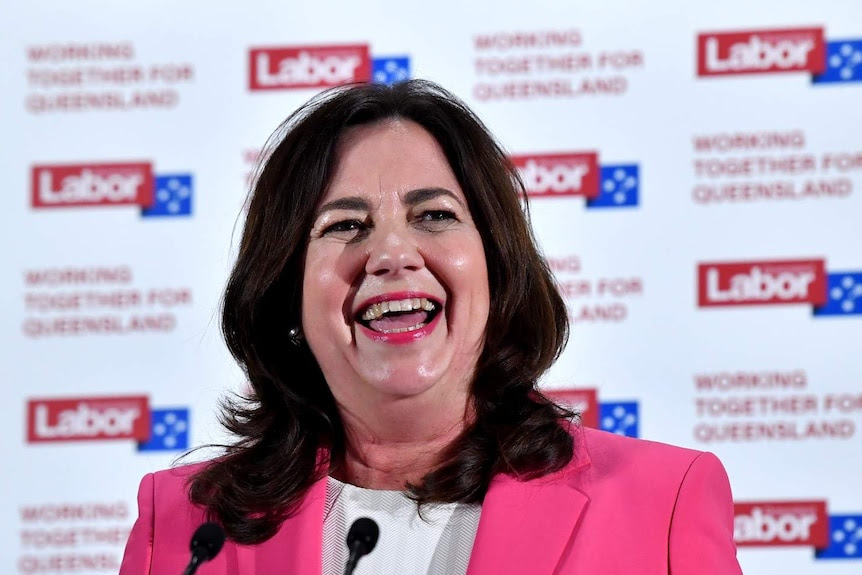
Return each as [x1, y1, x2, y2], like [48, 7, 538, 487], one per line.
[201, 81, 571, 529]
[119, 80, 742, 575]
[302, 120, 491, 480]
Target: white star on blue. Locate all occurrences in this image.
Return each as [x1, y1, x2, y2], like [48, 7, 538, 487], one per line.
[813, 272, 862, 317]
[815, 515, 862, 559]
[138, 408, 190, 451]
[142, 174, 193, 217]
[587, 164, 639, 209]
[599, 401, 639, 437]
[372, 56, 411, 86]
[813, 40, 862, 84]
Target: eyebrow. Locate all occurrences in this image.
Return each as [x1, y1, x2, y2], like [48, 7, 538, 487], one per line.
[403, 187, 465, 208]
[315, 196, 371, 216]
[315, 187, 464, 217]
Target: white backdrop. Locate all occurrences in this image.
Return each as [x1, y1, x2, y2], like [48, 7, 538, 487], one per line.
[2, 1, 861, 573]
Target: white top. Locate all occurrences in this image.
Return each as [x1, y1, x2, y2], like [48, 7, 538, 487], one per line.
[321, 476, 482, 575]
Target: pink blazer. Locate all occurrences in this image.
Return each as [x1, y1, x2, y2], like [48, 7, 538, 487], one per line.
[119, 427, 742, 574]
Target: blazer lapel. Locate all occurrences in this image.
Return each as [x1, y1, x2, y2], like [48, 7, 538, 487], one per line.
[233, 476, 328, 575]
[467, 431, 592, 575]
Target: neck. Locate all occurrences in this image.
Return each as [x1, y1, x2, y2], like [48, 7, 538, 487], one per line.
[333, 393, 471, 490]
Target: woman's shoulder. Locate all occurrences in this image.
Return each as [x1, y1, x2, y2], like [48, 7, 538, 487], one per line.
[128, 461, 213, 536]
[574, 425, 727, 487]
[139, 460, 210, 508]
[121, 462, 217, 574]
[578, 425, 702, 462]
[151, 459, 209, 483]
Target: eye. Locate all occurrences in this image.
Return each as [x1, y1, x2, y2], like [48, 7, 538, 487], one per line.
[416, 210, 457, 230]
[321, 218, 369, 241]
[421, 210, 455, 221]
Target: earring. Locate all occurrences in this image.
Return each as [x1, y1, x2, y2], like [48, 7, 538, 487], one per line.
[288, 326, 304, 347]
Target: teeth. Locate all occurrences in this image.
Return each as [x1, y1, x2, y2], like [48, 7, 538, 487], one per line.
[360, 297, 437, 321]
[378, 322, 425, 334]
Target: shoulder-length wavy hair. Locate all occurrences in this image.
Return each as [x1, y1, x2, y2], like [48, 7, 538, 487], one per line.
[189, 79, 573, 544]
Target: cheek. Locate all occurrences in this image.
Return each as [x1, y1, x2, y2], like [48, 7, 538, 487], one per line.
[433, 231, 487, 270]
[302, 249, 339, 325]
[432, 235, 490, 317]
[303, 245, 360, 296]
[452, 239, 489, 293]
[302, 245, 366, 333]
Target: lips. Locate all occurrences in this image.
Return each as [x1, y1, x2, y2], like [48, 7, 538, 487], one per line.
[355, 292, 442, 337]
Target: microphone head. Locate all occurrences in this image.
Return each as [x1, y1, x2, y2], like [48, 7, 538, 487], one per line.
[190, 522, 226, 562]
[346, 517, 379, 556]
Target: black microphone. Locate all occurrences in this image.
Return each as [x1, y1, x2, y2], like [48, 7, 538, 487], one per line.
[182, 522, 226, 575]
[343, 517, 379, 575]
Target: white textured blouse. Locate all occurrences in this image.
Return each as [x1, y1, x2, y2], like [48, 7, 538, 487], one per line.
[321, 477, 482, 575]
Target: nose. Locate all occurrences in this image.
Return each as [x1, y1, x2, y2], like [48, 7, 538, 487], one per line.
[364, 223, 425, 277]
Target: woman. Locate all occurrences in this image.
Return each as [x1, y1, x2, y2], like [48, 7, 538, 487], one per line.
[120, 80, 742, 574]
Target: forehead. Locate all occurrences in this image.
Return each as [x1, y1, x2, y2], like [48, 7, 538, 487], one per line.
[321, 119, 465, 203]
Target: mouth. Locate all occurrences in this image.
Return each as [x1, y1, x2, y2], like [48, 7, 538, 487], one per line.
[356, 295, 442, 335]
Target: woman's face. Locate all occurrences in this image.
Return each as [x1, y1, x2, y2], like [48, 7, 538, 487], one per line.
[302, 119, 490, 409]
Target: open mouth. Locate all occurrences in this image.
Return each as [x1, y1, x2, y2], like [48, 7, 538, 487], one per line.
[356, 296, 441, 335]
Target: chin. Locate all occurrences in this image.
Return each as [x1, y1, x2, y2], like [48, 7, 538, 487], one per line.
[364, 368, 443, 398]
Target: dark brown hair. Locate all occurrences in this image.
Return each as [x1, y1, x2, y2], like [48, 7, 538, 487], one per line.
[188, 79, 573, 544]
